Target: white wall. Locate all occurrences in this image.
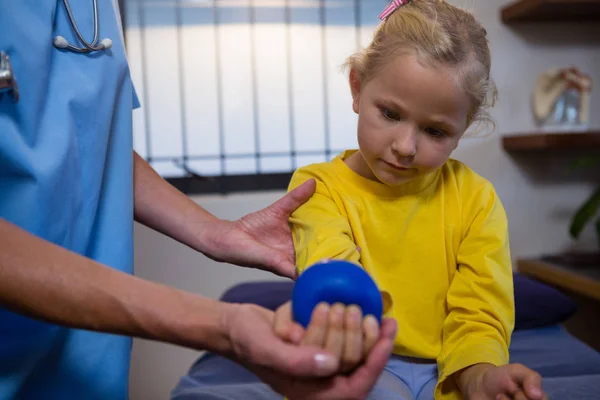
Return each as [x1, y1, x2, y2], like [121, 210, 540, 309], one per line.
[128, 0, 600, 398]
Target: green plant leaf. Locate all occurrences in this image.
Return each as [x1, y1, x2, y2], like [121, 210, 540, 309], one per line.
[596, 217, 600, 249]
[570, 186, 600, 239]
[569, 156, 600, 171]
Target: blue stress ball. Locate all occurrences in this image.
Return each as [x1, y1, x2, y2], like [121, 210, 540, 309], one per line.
[291, 260, 383, 328]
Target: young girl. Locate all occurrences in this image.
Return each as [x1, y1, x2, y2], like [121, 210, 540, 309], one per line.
[273, 1, 548, 399]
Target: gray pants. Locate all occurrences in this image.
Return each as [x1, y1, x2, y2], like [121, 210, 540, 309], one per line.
[171, 355, 436, 400]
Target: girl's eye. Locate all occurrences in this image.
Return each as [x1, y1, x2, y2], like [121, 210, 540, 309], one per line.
[380, 108, 400, 121]
[425, 127, 447, 138]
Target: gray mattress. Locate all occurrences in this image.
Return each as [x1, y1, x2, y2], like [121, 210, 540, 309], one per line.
[172, 323, 600, 400]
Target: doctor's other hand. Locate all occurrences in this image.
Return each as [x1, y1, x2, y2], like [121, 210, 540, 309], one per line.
[273, 301, 381, 374]
[251, 305, 396, 400]
[223, 302, 397, 400]
[199, 179, 316, 279]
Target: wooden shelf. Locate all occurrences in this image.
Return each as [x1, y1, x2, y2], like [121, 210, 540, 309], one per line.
[502, 131, 600, 151]
[501, 0, 600, 23]
[517, 257, 600, 302]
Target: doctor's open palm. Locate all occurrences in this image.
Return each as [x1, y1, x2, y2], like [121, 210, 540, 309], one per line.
[201, 179, 316, 279]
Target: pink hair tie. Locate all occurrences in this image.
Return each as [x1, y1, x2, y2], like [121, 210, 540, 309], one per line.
[378, 0, 409, 21]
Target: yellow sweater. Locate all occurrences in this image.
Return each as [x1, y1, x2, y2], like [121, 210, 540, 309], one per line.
[288, 150, 515, 400]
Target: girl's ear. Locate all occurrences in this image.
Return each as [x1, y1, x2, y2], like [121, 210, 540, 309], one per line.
[349, 68, 362, 114]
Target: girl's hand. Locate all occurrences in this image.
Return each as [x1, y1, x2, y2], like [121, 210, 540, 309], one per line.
[457, 363, 549, 400]
[273, 301, 380, 373]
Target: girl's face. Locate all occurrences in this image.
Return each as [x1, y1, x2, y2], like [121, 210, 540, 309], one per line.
[348, 54, 471, 186]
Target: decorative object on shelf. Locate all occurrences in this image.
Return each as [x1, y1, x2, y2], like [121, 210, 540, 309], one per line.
[533, 66, 592, 132]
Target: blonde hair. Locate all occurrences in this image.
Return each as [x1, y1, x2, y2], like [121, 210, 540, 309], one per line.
[344, 0, 497, 129]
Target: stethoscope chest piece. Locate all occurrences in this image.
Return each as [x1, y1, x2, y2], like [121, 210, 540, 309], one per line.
[0, 51, 19, 104]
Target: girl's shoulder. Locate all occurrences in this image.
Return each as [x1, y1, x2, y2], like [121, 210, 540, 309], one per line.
[441, 159, 501, 208]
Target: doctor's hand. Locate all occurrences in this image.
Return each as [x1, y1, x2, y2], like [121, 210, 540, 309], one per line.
[200, 179, 316, 279]
[223, 302, 397, 400]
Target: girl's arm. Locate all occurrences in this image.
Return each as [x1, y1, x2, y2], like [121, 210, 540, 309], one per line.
[435, 183, 515, 397]
[282, 168, 382, 373]
[287, 169, 361, 272]
[288, 167, 393, 316]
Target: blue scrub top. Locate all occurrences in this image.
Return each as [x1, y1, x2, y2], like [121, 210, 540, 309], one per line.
[0, 1, 139, 398]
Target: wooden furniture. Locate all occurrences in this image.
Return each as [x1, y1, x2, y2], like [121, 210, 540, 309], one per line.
[518, 257, 600, 351]
[518, 258, 600, 301]
[502, 132, 600, 151]
[501, 0, 600, 23]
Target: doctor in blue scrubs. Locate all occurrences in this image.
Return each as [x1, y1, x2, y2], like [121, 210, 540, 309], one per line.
[0, 1, 397, 399]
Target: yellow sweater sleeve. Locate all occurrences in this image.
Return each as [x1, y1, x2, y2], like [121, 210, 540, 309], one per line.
[436, 184, 515, 399]
[288, 168, 361, 274]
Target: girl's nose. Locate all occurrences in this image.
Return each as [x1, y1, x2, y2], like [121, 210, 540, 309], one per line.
[391, 125, 417, 158]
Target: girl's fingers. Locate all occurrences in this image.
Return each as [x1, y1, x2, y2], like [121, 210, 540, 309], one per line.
[301, 302, 330, 347]
[341, 305, 363, 373]
[362, 315, 380, 357]
[324, 303, 346, 359]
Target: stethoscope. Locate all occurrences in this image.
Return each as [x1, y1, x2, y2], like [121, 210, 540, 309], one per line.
[53, 0, 113, 53]
[0, 51, 19, 103]
[1, 0, 113, 104]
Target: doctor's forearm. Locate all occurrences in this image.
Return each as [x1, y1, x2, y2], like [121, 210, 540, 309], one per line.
[132, 151, 219, 255]
[0, 218, 234, 355]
